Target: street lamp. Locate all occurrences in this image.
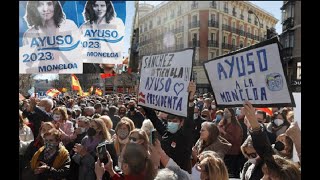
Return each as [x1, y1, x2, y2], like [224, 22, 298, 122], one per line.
[248, 10, 262, 40]
[248, 10, 261, 27]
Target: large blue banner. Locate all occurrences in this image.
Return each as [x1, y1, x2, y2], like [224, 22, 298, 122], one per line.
[19, 1, 126, 74]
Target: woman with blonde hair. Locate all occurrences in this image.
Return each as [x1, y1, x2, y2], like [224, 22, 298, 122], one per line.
[196, 151, 229, 180]
[114, 119, 135, 156]
[72, 118, 112, 180]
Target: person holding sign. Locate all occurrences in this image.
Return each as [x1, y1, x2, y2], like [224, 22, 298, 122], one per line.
[243, 101, 301, 180]
[143, 81, 196, 173]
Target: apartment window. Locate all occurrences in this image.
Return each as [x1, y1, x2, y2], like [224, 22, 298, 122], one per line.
[240, 40, 244, 48]
[290, 32, 294, 47]
[210, 33, 216, 41]
[211, 14, 216, 22]
[192, 15, 197, 23]
[232, 7, 236, 16]
[149, 21, 153, 29]
[232, 38, 236, 45]
[210, 51, 216, 59]
[248, 27, 251, 33]
[223, 18, 228, 25]
[232, 22, 236, 28]
[224, 2, 228, 9]
[223, 36, 227, 43]
[297, 62, 301, 80]
[157, 17, 161, 25]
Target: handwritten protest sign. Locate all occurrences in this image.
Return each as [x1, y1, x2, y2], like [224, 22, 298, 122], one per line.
[138, 49, 194, 117]
[203, 38, 295, 107]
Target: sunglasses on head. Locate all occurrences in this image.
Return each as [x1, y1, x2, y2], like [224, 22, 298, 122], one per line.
[246, 152, 257, 158]
[129, 137, 138, 142]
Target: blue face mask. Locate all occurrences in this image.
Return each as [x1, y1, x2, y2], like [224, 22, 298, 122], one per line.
[216, 114, 222, 122]
[167, 122, 180, 134]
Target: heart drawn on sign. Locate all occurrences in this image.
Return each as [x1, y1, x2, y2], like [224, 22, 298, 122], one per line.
[174, 83, 184, 96]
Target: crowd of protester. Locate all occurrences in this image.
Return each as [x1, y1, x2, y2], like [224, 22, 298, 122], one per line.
[19, 81, 301, 180]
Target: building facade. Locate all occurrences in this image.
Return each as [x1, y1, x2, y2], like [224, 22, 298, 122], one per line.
[280, 1, 301, 92]
[138, 1, 278, 93]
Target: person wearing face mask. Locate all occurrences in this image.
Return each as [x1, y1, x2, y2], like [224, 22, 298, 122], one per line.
[125, 100, 145, 128]
[52, 107, 74, 150]
[218, 108, 243, 178]
[143, 81, 196, 173]
[240, 135, 264, 180]
[113, 119, 135, 157]
[72, 118, 113, 180]
[23, 97, 54, 138]
[272, 133, 294, 160]
[200, 109, 212, 122]
[213, 110, 223, 125]
[266, 111, 290, 137]
[29, 129, 70, 180]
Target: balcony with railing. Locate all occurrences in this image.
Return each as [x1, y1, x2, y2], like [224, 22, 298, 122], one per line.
[191, 2, 198, 9]
[248, 17, 252, 23]
[238, 29, 245, 37]
[231, 27, 237, 34]
[176, 44, 184, 50]
[222, 24, 231, 32]
[246, 32, 254, 39]
[240, 14, 244, 20]
[175, 26, 184, 34]
[282, 17, 294, 31]
[281, 47, 293, 58]
[232, 11, 237, 17]
[208, 20, 219, 28]
[210, 2, 217, 9]
[189, 21, 200, 29]
[222, 43, 232, 50]
[207, 40, 218, 48]
[189, 40, 200, 47]
[224, 8, 229, 13]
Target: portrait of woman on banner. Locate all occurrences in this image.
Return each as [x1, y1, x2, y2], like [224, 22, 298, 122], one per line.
[20, 1, 81, 74]
[80, 0, 125, 64]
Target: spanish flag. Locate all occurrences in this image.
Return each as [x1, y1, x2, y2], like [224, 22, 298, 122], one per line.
[256, 108, 273, 116]
[46, 89, 61, 97]
[71, 74, 82, 91]
[95, 88, 103, 96]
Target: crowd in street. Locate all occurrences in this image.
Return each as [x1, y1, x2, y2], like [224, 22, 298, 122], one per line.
[19, 81, 301, 180]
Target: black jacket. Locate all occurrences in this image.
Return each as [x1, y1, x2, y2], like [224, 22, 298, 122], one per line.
[241, 160, 264, 180]
[144, 104, 194, 173]
[126, 110, 145, 128]
[23, 107, 53, 138]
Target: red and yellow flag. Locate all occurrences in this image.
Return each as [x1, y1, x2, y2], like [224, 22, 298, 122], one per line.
[95, 88, 103, 96]
[46, 89, 61, 97]
[256, 108, 273, 116]
[71, 74, 82, 91]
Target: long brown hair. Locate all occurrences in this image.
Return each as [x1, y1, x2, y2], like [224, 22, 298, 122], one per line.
[122, 143, 156, 180]
[199, 156, 228, 180]
[199, 122, 219, 153]
[91, 118, 111, 141]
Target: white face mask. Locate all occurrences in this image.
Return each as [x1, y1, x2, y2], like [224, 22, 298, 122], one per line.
[211, 105, 216, 109]
[38, 106, 46, 111]
[274, 119, 284, 126]
[53, 114, 61, 121]
[248, 158, 257, 164]
[78, 127, 86, 134]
